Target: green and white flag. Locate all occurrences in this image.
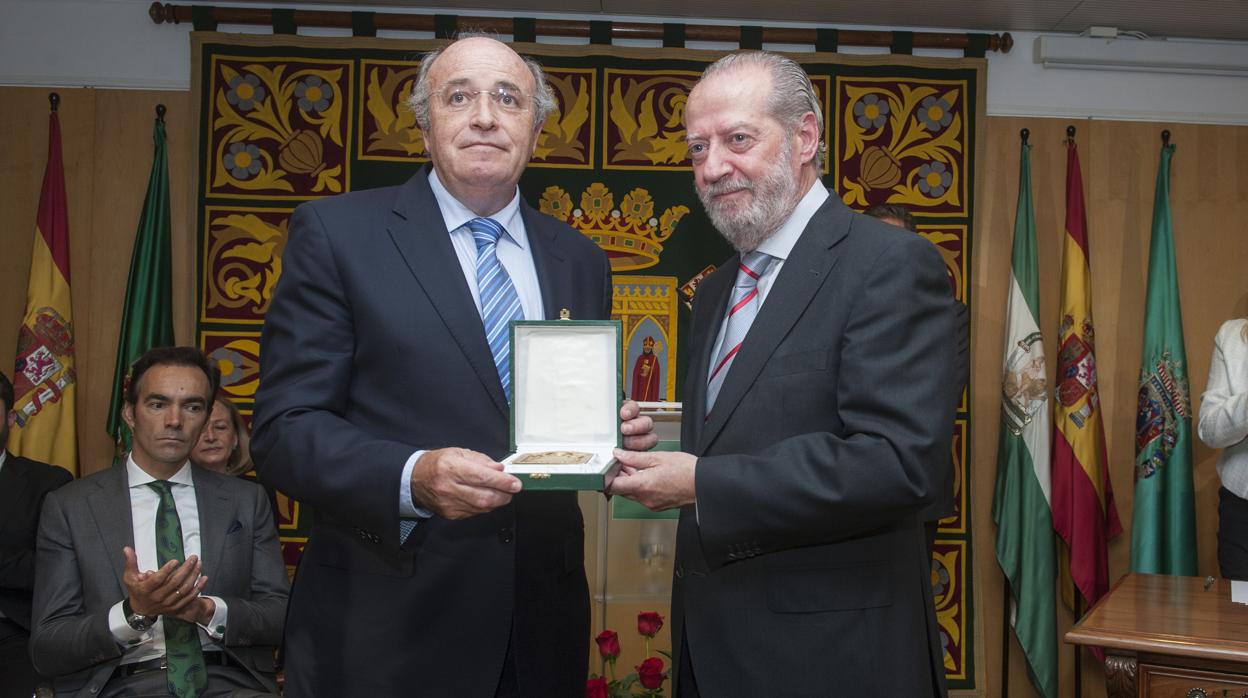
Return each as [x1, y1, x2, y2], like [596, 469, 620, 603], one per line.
[993, 137, 1058, 698]
[1130, 141, 1196, 575]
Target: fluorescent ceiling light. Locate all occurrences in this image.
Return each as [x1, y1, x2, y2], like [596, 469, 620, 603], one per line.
[1036, 35, 1248, 78]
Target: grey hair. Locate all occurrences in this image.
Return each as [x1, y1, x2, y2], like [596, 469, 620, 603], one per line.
[406, 32, 557, 133]
[698, 51, 826, 171]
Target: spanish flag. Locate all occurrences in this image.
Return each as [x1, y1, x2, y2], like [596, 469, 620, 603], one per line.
[1051, 134, 1120, 618]
[7, 97, 77, 475]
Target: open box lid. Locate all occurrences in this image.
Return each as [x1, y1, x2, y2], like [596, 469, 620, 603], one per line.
[509, 319, 622, 453]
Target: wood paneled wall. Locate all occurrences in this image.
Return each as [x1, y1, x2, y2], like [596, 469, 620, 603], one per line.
[0, 87, 196, 476]
[2, 86, 1246, 697]
[974, 117, 1248, 698]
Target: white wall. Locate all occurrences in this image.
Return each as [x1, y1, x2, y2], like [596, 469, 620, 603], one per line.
[4, 0, 1248, 124]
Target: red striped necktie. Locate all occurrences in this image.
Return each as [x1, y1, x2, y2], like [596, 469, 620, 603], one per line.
[706, 250, 774, 412]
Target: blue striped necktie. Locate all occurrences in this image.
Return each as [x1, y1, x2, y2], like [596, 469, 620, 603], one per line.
[468, 217, 525, 401]
[399, 218, 525, 544]
[706, 250, 774, 412]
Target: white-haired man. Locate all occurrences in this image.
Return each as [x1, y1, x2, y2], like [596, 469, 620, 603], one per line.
[611, 51, 961, 696]
[253, 35, 655, 697]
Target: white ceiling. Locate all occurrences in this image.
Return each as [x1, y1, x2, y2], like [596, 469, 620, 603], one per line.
[237, 0, 1248, 41]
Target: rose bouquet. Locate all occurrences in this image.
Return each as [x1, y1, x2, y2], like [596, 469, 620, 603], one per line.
[586, 611, 671, 697]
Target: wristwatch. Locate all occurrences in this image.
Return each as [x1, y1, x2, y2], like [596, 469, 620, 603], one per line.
[122, 597, 157, 632]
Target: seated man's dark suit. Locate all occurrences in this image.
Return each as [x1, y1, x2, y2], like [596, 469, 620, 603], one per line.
[0, 451, 71, 697]
[30, 464, 288, 697]
[252, 167, 610, 696]
[675, 197, 961, 697]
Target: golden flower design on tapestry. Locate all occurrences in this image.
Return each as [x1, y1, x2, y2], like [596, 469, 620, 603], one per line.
[619, 188, 654, 225]
[364, 64, 425, 157]
[581, 183, 614, 221]
[535, 71, 591, 163]
[608, 74, 697, 166]
[212, 62, 345, 194]
[206, 213, 288, 316]
[539, 186, 573, 218]
[839, 83, 963, 210]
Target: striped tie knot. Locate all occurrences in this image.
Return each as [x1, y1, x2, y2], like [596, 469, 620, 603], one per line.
[468, 217, 505, 248]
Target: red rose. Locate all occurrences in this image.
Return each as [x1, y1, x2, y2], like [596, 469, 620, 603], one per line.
[635, 656, 666, 690]
[585, 676, 609, 698]
[637, 611, 664, 638]
[595, 630, 620, 661]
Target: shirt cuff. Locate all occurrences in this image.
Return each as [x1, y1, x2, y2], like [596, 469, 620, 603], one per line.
[200, 596, 228, 640]
[399, 450, 435, 520]
[108, 600, 154, 648]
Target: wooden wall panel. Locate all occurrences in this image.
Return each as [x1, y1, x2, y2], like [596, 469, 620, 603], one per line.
[2, 86, 1247, 697]
[0, 86, 193, 477]
[974, 116, 1248, 698]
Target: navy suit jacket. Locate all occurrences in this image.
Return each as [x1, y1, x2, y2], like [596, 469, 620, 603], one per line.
[0, 452, 71, 630]
[252, 167, 610, 697]
[673, 194, 961, 696]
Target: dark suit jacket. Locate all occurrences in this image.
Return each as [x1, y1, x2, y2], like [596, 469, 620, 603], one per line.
[674, 194, 961, 696]
[251, 167, 610, 697]
[0, 452, 71, 631]
[29, 465, 289, 697]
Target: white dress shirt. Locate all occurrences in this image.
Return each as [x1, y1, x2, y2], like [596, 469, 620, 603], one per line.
[1198, 318, 1248, 500]
[707, 181, 830, 376]
[398, 170, 547, 521]
[107, 457, 229, 664]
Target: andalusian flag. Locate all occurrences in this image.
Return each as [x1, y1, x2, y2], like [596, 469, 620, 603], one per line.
[1130, 141, 1196, 575]
[993, 137, 1058, 698]
[107, 111, 175, 457]
[1052, 136, 1122, 614]
[8, 100, 78, 475]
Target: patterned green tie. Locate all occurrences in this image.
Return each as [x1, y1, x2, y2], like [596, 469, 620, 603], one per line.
[146, 480, 207, 698]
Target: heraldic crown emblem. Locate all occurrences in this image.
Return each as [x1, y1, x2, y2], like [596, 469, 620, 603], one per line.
[538, 182, 689, 272]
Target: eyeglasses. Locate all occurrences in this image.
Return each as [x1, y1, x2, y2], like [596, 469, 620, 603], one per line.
[436, 85, 530, 113]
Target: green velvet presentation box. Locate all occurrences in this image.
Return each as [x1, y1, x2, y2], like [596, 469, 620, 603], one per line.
[501, 318, 622, 491]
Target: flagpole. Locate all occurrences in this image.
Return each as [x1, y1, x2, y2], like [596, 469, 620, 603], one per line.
[1073, 586, 1082, 698]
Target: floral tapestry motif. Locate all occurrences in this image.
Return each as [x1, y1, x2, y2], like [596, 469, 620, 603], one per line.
[940, 419, 968, 534]
[358, 62, 593, 168]
[836, 78, 967, 215]
[201, 331, 261, 401]
[535, 69, 595, 168]
[202, 207, 289, 323]
[603, 70, 699, 169]
[917, 224, 967, 302]
[208, 57, 351, 198]
[360, 60, 425, 161]
[931, 540, 968, 679]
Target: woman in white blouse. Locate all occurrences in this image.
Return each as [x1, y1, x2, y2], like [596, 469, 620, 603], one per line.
[1198, 316, 1248, 580]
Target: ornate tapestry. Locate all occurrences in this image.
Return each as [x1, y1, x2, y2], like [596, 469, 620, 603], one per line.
[191, 33, 984, 690]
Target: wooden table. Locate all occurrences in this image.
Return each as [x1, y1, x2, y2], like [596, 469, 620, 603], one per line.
[1066, 573, 1248, 697]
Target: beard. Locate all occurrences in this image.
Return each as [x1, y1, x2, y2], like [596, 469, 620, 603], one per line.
[695, 140, 799, 253]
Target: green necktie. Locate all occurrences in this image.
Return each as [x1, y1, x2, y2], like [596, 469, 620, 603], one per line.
[146, 480, 207, 698]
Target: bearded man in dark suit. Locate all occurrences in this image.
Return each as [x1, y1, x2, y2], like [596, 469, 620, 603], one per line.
[611, 51, 962, 697]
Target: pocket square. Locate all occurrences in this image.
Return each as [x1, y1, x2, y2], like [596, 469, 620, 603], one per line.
[226, 520, 243, 534]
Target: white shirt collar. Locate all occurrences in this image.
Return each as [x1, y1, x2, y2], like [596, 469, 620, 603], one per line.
[427, 168, 528, 250]
[126, 454, 195, 489]
[755, 180, 830, 262]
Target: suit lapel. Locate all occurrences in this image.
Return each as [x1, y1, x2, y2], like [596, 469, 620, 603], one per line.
[88, 466, 135, 591]
[697, 195, 852, 454]
[682, 264, 736, 452]
[387, 168, 510, 417]
[193, 469, 232, 586]
[521, 202, 571, 321]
